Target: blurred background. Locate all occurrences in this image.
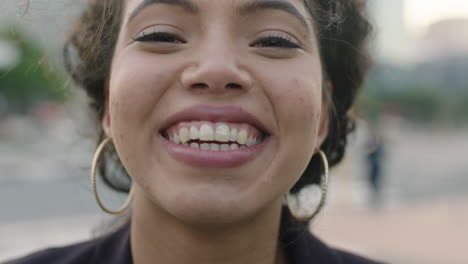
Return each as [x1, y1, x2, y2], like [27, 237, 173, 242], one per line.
[0, 0, 467, 263]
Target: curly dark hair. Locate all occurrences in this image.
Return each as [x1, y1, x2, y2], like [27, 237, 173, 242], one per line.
[64, 0, 371, 202]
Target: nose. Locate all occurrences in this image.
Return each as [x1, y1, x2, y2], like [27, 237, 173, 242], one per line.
[180, 43, 252, 95]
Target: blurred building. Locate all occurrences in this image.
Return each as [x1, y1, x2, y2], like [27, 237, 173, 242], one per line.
[368, 0, 414, 65]
[417, 18, 468, 62]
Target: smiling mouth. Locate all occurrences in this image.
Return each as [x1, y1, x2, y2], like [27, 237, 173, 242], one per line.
[160, 120, 270, 151]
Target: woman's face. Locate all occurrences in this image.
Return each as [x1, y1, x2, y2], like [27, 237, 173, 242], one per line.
[103, 0, 329, 224]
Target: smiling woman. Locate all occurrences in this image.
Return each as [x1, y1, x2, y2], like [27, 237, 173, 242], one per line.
[5, 0, 379, 264]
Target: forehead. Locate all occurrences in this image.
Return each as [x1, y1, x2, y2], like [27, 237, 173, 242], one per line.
[123, 0, 310, 16]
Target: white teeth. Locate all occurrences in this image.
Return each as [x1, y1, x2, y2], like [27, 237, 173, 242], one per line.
[210, 143, 220, 151]
[236, 129, 248, 145]
[200, 143, 210, 150]
[246, 136, 253, 147]
[167, 123, 264, 147]
[179, 127, 190, 143]
[229, 128, 238, 142]
[220, 144, 230, 151]
[167, 133, 257, 150]
[200, 124, 215, 141]
[215, 123, 230, 142]
[173, 134, 181, 144]
[230, 143, 239, 150]
[190, 126, 199, 140]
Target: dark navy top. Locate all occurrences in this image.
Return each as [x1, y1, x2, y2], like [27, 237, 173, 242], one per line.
[4, 220, 385, 264]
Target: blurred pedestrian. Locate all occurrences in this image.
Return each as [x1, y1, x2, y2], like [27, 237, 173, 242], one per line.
[366, 124, 386, 208]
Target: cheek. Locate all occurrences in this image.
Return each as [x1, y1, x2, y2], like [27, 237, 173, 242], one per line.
[278, 79, 321, 127]
[259, 62, 323, 190]
[109, 52, 172, 132]
[269, 70, 323, 142]
[251, 54, 323, 139]
[107, 52, 175, 171]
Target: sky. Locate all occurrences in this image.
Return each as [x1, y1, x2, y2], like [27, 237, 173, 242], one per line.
[405, 0, 468, 35]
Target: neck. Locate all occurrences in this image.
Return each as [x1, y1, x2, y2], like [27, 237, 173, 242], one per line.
[130, 192, 287, 264]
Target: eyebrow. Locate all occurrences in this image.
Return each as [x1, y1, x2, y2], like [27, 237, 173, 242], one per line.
[127, 0, 198, 22]
[127, 0, 311, 32]
[238, 0, 310, 32]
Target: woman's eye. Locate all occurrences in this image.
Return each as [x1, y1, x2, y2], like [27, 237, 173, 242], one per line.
[252, 34, 302, 49]
[133, 32, 185, 44]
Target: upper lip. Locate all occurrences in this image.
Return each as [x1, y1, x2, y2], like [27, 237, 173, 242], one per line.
[159, 104, 271, 136]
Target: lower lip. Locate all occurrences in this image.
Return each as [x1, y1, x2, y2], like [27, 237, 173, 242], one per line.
[159, 134, 271, 169]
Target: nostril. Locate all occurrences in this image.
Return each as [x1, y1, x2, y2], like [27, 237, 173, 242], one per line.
[226, 83, 242, 89]
[192, 83, 208, 89]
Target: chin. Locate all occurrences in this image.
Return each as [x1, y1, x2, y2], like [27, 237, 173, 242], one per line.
[160, 188, 264, 227]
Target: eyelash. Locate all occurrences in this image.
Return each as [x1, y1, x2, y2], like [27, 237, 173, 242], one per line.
[133, 31, 186, 43]
[252, 34, 302, 49]
[133, 32, 302, 49]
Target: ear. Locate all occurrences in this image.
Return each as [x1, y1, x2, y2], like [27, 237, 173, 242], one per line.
[317, 81, 333, 148]
[102, 79, 112, 138]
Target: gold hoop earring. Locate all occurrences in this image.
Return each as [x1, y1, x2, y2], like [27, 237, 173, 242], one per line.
[91, 138, 135, 215]
[286, 149, 329, 222]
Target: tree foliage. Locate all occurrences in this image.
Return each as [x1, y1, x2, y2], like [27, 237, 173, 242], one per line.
[0, 24, 66, 114]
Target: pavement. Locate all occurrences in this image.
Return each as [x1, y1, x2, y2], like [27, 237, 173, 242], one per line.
[314, 180, 468, 264]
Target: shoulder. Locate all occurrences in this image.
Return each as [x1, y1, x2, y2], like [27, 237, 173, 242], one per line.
[332, 248, 386, 264]
[3, 222, 132, 264]
[3, 239, 98, 264]
[306, 233, 386, 264]
[282, 225, 386, 264]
